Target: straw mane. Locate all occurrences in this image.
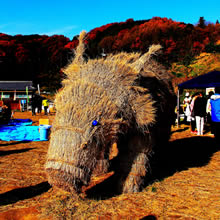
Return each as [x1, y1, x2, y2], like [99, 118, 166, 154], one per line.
[45, 31, 175, 194]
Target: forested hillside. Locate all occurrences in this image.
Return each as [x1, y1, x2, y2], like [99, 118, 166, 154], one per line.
[0, 17, 219, 92]
[0, 34, 71, 91]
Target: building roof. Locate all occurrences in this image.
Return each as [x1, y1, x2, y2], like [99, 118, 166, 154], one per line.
[178, 71, 220, 89]
[0, 81, 36, 91]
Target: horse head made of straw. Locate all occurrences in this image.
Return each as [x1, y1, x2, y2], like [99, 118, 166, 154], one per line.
[45, 31, 175, 194]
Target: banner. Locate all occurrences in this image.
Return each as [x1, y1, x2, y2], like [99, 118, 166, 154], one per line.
[14, 90, 16, 100]
[26, 86, 29, 103]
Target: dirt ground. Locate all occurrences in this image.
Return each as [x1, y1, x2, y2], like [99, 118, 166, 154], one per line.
[0, 112, 219, 219]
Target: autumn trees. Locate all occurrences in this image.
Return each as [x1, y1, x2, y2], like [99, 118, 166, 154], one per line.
[0, 17, 219, 92]
[84, 17, 220, 66]
[0, 34, 72, 92]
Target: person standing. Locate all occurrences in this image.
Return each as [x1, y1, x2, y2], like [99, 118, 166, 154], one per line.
[42, 98, 49, 115]
[210, 87, 220, 144]
[36, 95, 42, 114]
[183, 92, 192, 123]
[189, 93, 199, 134]
[193, 92, 207, 135]
[31, 94, 38, 116]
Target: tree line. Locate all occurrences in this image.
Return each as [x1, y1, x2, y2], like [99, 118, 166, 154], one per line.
[0, 17, 219, 92]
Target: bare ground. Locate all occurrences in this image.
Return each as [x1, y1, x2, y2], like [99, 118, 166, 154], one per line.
[0, 112, 219, 219]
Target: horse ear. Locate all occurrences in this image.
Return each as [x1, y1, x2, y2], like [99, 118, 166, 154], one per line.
[132, 44, 162, 72]
[73, 30, 87, 65]
[62, 31, 86, 79]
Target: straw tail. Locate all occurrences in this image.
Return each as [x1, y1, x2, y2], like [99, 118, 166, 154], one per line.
[132, 44, 162, 72]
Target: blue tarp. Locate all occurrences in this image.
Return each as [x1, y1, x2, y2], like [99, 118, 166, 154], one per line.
[7, 119, 33, 126]
[0, 119, 42, 141]
[178, 71, 220, 89]
[0, 125, 41, 141]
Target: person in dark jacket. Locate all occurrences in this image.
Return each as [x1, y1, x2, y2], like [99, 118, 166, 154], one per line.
[36, 95, 43, 114]
[210, 87, 220, 144]
[31, 94, 38, 116]
[193, 92, 207, 135]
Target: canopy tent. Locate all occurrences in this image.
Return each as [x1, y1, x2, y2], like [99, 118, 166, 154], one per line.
[176, 71, 220, 126]
[178, 71, 220, 89]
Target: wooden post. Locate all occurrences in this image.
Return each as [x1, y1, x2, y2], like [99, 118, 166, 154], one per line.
[37, 84, 40, 95]
[26, 86, 28, 111]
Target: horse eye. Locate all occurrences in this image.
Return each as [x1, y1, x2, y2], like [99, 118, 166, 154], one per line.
[92, 120, 98, 126]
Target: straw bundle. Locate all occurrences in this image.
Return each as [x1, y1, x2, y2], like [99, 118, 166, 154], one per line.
[45, 31, 175, 194]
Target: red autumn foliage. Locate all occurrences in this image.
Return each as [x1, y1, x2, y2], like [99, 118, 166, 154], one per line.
[0, 17, 219, 92]
[64, 40, 78, 49]
[15, 45, 30, 64]
[0, 49, 6, 56]
[164, 39, 177, 55]
[192, 41, 205, 54]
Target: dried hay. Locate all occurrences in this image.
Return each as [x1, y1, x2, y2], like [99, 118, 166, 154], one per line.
[0, 112, 218, 220]
[45, 31, 176, 194]
[43, 151, 220, 219]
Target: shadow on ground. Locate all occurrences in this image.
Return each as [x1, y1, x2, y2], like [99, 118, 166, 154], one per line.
[0, 182, 51, 206]
[86, 136, 218, 199]
[148, 136, 218, 182]
[0, 141, 31, 147]
[0, 148, 35, 157]
[170, 127, 188, 134]
[140, 215, 157, 220]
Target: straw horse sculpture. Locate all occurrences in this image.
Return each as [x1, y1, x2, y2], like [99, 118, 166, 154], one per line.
[45, 31, 175, 194]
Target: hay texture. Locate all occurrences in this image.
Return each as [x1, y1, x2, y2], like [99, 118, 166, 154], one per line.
[45, 31, 176, 194]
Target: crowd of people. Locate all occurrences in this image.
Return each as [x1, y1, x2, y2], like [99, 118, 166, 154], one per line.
[182, 87, 220, 143]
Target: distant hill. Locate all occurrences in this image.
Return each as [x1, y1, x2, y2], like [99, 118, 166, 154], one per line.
[0, 17, 219, 92]
[170, 50, 220, 89]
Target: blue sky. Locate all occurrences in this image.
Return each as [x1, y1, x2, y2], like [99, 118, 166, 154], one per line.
[1, 0, 219, 40]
